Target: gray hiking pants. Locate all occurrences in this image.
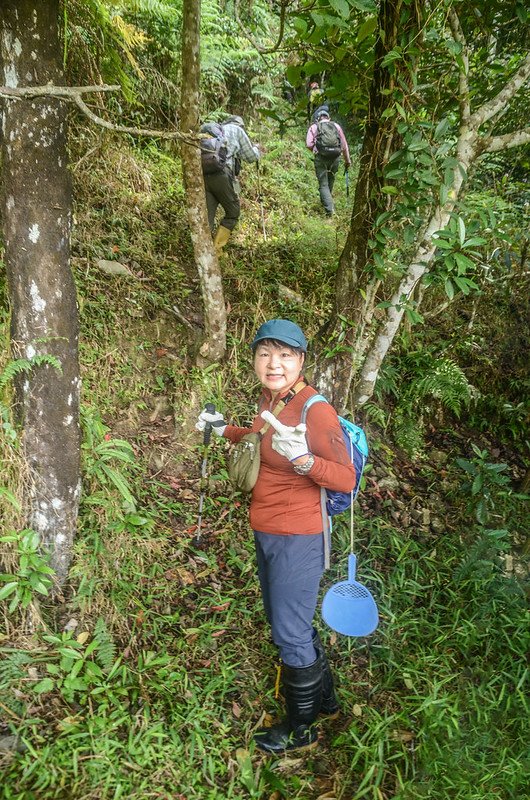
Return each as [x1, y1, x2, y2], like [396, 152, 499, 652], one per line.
[254, 530, 324, 667]
[203, 170, 240, 231]
[314, 154, 341, 214]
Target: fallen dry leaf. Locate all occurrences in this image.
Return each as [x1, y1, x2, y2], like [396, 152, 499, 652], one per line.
[392, 729, 416, 742]
[209, 601, 231, 612]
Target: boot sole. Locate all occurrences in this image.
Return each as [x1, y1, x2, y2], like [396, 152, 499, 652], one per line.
[256, 738, 319, 756]
[319, 709, 340, 720]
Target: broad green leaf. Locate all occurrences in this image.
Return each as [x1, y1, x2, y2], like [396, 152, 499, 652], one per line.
[0, 487, 21, 512]
[457, 217, 466, 246]
[381, 48, 403, 67]
[125, 514, 150, 526]
[456, 458, 475, 474]
[292, 18, 307, 37]
[381, 185, 398, 194]
[33, 678, 55, 694]
[463, 237, 487, 247]
[453, 276, 471, 294]
[351, 0, 377, 11]
[0, 581, 18, 600]
[329, 0, 351, 19]
[444, 279, 455, 300]
[59, 647, 83, 660]
[357, 16, 377, 42]
[476, 498, 488, 525]
[454, 253, 474, 273]
[434, 118, 450, 140]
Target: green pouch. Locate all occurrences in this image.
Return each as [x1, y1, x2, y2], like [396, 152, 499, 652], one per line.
[227, 381, 306, 494]
[228, 432, 262, 493]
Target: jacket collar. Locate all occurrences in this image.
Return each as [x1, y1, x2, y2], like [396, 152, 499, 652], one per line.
[261, 375, 307, 403]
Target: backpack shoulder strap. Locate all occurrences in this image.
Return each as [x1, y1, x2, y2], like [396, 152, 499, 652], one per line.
[301, 394, 328, 424]
[261, 380, 307, 436]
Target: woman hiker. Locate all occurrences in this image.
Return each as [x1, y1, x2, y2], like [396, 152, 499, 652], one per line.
[196, 319, 356, 754]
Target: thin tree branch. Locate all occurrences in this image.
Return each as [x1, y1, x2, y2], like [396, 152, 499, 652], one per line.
[448, 8, 470, 122]
[469, 52, 530, 129]
[0, 83, 119, 97]
[234, 0, 291, 55]
[0, 84, 196, 144]
[482, 127, 530, 153]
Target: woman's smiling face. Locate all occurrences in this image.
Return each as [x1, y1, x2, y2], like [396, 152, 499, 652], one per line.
[254, 340, 305, 398]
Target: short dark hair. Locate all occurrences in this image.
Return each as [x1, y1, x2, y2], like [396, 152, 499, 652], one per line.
[252, 337, 305, 357]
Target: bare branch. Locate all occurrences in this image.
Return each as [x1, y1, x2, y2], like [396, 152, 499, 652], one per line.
[0, 83, 197, 145]
[482, 127, 530, 153]
[470, 52, 530, 129]
[71, 94, 195, 144]
[448, 8, 470, 121]
[234, 0, 291, 55]
[0, 83, 120, 97]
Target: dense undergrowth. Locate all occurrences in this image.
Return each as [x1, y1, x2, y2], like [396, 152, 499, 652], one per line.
[1, 122, 528, 799]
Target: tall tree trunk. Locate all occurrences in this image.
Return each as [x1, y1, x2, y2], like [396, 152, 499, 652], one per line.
[180, 0, 226, 363]
[0, 0, 81, 585]
[313, 0, 421, 411]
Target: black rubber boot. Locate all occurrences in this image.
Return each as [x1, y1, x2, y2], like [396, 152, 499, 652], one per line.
[254, 658, 322, 754]
[313, 630, 340, 718]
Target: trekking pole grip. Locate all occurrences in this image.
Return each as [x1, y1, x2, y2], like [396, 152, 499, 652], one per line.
[203, 403, 216, 445]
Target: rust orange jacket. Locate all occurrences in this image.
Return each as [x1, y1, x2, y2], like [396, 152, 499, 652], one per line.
[223, 384, 356, 535]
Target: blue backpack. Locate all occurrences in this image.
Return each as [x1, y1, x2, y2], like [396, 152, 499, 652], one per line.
[301, 394, 369, 516]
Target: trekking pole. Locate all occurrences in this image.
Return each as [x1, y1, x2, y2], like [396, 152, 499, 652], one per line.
[193, 402, 215, 547]
[256, 162, 267, 241]
[344, 165, 350, 198]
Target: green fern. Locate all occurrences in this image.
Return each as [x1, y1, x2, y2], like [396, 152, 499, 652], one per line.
[363, 402, 389, 430]
[93, 617, 117, 672]
[413, 358, 472, 417]
[0, 650, 32, 689]
[0, 355, 62, 392]
[393, 402, 425, 458]
[391, 355, 472, 456]
[1, 355, 63, 443]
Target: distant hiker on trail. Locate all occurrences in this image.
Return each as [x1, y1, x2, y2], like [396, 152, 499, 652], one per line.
[307, 81, 324, 122]
[306, 108, 351, 218]
[196, 319, 356, 754]
[200, 115, 260, 254]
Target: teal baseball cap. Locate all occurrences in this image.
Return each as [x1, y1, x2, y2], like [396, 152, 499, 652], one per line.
[251, 319, 308, 352]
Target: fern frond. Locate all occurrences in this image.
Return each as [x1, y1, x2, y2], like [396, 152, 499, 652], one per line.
[93, 617, 116, 672]
[0, 650, 32, 689]
[393, 403, 425, 458]
[413, 358, 472, 417]
[0, 355, 62, 391]
[363, 403, 388, 430]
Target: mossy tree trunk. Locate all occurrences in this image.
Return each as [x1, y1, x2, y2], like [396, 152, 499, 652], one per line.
[312, 0, 416, 412]
[0, 0, 81, 586]
[180, 0, 226, 364]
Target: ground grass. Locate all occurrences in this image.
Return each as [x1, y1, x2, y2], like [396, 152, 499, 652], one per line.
[1, 126, 528, 799]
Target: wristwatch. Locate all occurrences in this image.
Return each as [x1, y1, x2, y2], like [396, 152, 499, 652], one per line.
[293, 454, 315, 475]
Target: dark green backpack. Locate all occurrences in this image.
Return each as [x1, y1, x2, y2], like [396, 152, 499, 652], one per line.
[315, 120, 342, 159]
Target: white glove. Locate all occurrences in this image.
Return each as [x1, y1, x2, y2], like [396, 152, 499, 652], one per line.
[261, 411, 310, 462]
[196, 410, 226, 437]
